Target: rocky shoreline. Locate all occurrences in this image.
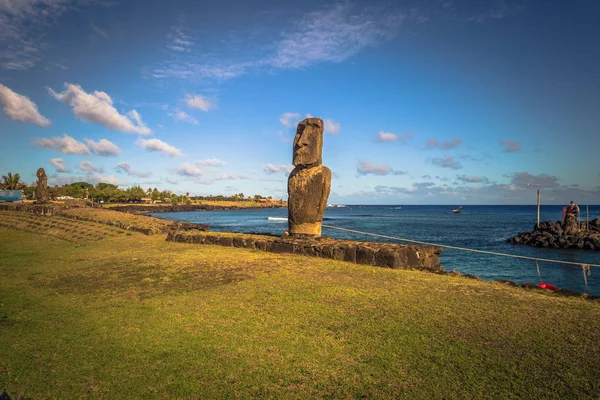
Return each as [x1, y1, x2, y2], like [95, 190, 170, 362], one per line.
[508, 218, 600, 251]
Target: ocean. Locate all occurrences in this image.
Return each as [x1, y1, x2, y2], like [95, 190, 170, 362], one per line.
[151, 205, 600, 295]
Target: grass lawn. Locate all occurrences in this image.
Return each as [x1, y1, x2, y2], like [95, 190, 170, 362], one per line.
[1, 223, 600, 399]
[56, 207, 177, 234]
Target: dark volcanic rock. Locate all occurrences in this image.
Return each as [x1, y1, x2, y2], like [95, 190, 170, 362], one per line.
[508, 219, 599, 252]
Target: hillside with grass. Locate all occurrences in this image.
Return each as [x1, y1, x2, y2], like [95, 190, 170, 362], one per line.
[1, 213, 599, 398]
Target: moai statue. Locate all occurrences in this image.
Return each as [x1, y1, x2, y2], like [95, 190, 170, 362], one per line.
[287, 118, 332, 237]
[35, 167, 48, 203]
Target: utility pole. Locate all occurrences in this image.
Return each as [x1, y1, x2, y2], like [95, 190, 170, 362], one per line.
[587, 206, 589, 230]
[536, 185, 540, 229]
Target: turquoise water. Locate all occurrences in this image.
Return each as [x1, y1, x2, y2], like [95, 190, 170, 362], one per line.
[151, 205, 600, 295]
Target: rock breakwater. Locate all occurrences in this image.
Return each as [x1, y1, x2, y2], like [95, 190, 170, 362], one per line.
[508, 218, 600, 251]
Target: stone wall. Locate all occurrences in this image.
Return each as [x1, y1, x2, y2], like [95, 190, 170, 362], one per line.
[0, 203, 57, 215]
[166, 230, 443, 271]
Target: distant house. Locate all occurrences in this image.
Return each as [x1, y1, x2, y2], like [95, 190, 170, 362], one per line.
[141, 196, 153, 204]
[0, 190, 23, 202]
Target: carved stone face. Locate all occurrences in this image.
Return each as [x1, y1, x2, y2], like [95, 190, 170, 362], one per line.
[36, 168, 46, 179]
[293, 118, 324, 167]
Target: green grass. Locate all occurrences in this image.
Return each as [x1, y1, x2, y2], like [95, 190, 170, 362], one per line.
[57, 207, 176, 234]
[1, 227, 600, 399]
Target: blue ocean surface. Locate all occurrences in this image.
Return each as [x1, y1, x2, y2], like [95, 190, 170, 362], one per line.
[151, 205, 600, 295]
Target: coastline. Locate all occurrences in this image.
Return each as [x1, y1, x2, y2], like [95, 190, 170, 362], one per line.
[105, 202, 287, 215]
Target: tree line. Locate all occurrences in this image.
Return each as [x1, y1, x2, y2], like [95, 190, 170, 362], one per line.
[2, 172, 275, 204]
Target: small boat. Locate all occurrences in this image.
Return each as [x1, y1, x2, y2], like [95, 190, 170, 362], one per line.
[452, 206, 462, 214]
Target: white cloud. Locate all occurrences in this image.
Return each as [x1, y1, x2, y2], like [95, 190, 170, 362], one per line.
[442, 138, 462, 149]
[357, 161, 406, 176]
[165, 177, 179, 185]
[84, 138, 120, 156]
[500, 140, 520, 153]
[115, 161, 152, 178]
[34, 134, 90, 155]
[279, 112, 301, 128]
[508, 172, 559, 188]
[280, 113, 338, 134]
[90, 23, 108, 39]
[152, 63, 248, 81]
[215, 174, 251, 180]
[376, 131, 413, 144]
[48, 83, 151, 135]
[324, 119, 340, 135]
[171, 110, 198, 124]
[195, 158, 226, 167]
[456, 175, 490, 184]
[136, 138, 182, 157]
[465, 2, 524, 23]
[0, 1, 110, 70]
[432, 155, 462, 170]
[426, 137, 462, 150]
[264, 164, 294, 174]
[426, 138, 439, 148]
[50, 158, 70, 173]
[47, 172, 121, 187]
[166, 26, 194, 52]
[412, 181, 436, 189]
[87, 173, 122, 186]
[184, 94, 215, 111]
[151, 3, 521, 83]
[0, 84, 51, 126]
[78, 160, 102, 173]
[270, 3, 405, 69]
[175, 162, 204, 177]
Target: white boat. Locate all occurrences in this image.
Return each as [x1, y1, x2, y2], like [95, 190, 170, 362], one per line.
[453, 206, 462, 214]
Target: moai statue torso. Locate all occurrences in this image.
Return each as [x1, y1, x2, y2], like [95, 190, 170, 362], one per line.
[287, 118, 332, 237]
[35, 167, 48, 203]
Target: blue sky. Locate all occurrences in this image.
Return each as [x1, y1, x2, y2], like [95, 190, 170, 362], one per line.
[0, 0, 599, 204]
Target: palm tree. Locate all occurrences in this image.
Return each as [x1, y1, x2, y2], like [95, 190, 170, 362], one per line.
[0, 172, 26, 190]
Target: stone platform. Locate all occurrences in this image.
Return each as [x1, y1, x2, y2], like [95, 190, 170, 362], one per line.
[167, 230, 443, 271]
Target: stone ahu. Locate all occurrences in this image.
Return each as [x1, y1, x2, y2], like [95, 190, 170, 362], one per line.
[35, 167, 48, 203]
[287, 118, 332, 237]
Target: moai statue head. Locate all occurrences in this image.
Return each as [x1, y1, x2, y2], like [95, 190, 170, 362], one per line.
[293, 118, 324, 167]
[36, 167, 46, 181]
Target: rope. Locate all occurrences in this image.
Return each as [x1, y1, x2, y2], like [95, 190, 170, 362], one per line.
[321, 224, 600, 269]
[536, 259, 542, 283]
[582, 264, 591, 292]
